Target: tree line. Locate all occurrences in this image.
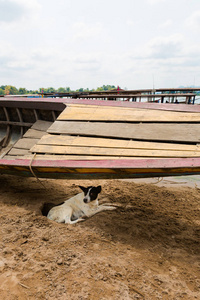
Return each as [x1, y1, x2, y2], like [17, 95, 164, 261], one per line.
[0, 85, 118, 95]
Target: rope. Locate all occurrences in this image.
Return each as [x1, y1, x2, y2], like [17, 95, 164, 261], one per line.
[151, 177, 163, 184]
[29, 153, 46, 189]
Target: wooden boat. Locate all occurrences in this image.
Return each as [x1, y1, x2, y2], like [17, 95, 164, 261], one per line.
[1, 96, 200, 179]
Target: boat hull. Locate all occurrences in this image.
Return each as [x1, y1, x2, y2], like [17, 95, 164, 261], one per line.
[1, 157, 200, 179]
[1, 97, 200, 179]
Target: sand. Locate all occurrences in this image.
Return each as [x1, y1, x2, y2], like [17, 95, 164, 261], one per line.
[0, 175, 199, 299]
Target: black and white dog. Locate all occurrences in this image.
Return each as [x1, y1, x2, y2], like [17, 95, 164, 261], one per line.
[42, 186, 116, 224]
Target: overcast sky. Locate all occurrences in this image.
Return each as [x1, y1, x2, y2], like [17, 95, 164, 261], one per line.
[0, 0, 200, 90]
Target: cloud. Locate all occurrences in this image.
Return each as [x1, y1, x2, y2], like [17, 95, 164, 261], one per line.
[125, 33, 200, 87]
[147, 0, 166, 4]
[130, 34, 184, 60]
[0, 42, 15, 68]
[186, 10, 200, 31]
[126, 20, 135, 26]
[147, 34, 183, 59]
[0, 0, 40, 24]
[159, 19, 173, 28]
[73, 53, 101, 72]
[71, 22, 104, 41]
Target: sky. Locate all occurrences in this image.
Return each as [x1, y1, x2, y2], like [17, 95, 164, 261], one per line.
[0, 0, 200, 90]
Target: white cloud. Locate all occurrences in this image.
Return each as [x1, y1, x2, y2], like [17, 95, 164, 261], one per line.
[186, 10, 200, 31]
[147, 0, 166, 4]
[159, 19, 173, 28]
[131, 34, 184, 60]
[72, 53, 101, 72]
[0, 0, 40, 25]
[126, 20, 134, 26]
[147, 34, 183, 59]
[0, 0, 200, 90]
[72, 22, 104, 41]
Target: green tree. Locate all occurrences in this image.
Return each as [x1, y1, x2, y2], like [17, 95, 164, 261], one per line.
[47, 87, 56, 93]
[0, 88, 5, 95]
[4, 85, 18, 95]
[18, 88, 27, 95]
[39, 88, 48, 93]
[66, 87, 71, 92]
[96, 85, 117, 91]
[57, 87, 66, 93]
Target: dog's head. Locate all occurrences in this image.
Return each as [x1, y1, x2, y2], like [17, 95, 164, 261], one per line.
[79, 186, 101, 204]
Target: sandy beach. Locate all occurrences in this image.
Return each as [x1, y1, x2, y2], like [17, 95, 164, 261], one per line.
[0, 174, 199, 299]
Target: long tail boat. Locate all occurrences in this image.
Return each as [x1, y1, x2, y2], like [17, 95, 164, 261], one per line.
[1, 96, 200, 179]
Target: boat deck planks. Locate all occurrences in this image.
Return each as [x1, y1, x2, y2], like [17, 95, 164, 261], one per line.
[5, 154, 157, 161]
[48, 121, 200, 143]
[2, 99, 200, 179]
[23, 129, 49, 139]
[30, 134, 200, 158]
[30, 144, 200, 157]
[31, 120, 53, 131]
[57, 104, 200, 122]
[14, 138, 39, 150]
[8, 148, 31, 156]
[5, 120, 53, 157]
[37, 134, 200, 151]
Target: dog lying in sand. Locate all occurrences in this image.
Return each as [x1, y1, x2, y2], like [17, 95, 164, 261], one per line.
[42, 186, 116, 224]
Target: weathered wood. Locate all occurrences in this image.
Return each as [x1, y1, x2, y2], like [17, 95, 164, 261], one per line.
[23, 129, 47, 139]
[48, 121, 200, 143]
[8, 148, 30, 156]
[5, 154, 146, 160]
[14, 138, 39, 149]
[30, 144, 200, 157]
[57, 104, 200, 122]
[61, 98, 200, 113]
[39, 134, 200, 151]
[31, 120, 53, 131]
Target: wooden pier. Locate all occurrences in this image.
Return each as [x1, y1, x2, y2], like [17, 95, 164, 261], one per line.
[40, 87, 200, 104]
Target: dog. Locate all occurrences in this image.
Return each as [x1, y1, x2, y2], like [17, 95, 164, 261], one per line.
[42, 185, 116, 224]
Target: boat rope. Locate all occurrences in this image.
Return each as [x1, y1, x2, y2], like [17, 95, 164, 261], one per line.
[151, 177, 163, 184]
[29, 153, 46, 189]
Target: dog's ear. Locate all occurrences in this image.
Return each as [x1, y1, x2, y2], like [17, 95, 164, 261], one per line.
[97, 186, 102, 194]
[79, 186, 87, 192]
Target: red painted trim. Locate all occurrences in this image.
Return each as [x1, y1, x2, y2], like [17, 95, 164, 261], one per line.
[1, 157, 200, 169]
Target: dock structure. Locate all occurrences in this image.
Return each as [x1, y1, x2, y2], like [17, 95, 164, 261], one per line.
[39, 87, 200, 104]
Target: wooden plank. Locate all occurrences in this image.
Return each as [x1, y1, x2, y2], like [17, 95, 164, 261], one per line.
[62, 98, 200, 113]
[8, 148, 30, 156]
[30, 144, 200, 157]
[13, 138, 39, 149]
[38, 134, 200, 152]
[23, 129, 47, 139]
[31, 120, 53, 131]
[5, 155, 149, 161]
[48, 121, 200, 143]
[5, 155, 35, 160]
[57, 104, 200, 122]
